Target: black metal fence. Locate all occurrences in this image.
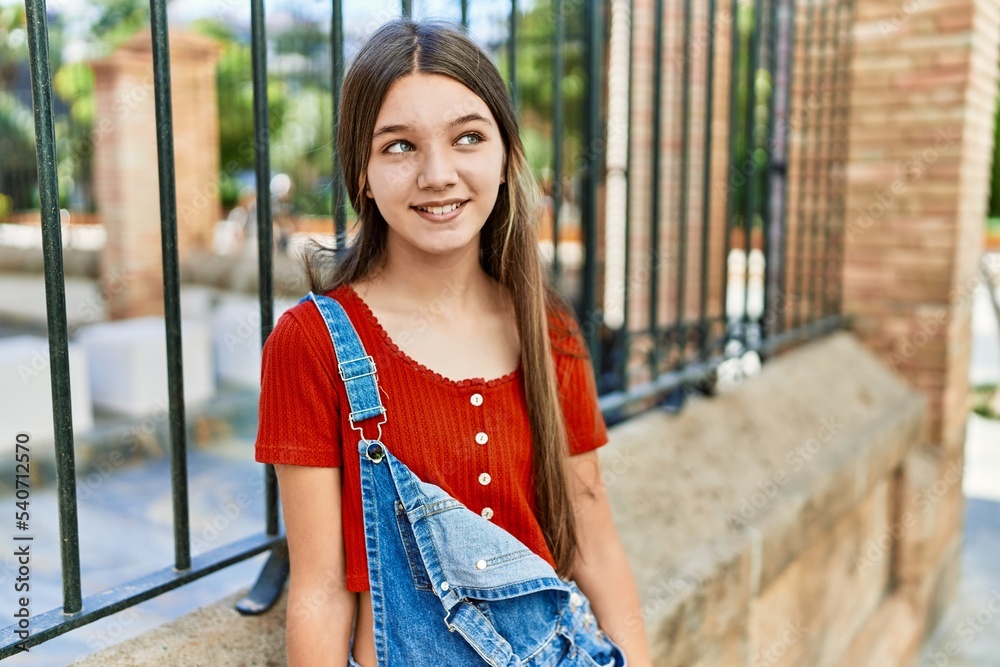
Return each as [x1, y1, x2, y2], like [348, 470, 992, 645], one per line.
[0, 0, 852, 657]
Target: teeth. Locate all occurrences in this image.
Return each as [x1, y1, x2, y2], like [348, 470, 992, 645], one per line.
[417, 202, 462, 215]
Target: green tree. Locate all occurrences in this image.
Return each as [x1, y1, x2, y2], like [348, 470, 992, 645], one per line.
[86, 0, 149, 56]
[496, 0, 589, 183]
[191, 19, 293, 209]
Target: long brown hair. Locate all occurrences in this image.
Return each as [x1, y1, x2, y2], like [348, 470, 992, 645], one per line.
[306, 19, 581, 578]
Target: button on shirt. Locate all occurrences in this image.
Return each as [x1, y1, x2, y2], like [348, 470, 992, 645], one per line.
[254, 284, 610, 593]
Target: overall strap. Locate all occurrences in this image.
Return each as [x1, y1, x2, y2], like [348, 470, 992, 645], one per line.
[302, 292, 387, 440]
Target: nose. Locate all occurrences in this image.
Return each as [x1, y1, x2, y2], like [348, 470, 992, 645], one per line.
[416, 146, 457, 191]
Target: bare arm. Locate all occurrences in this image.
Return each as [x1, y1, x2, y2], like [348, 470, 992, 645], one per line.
[275, 464, 358, 667]
[567, 450, 654, 667]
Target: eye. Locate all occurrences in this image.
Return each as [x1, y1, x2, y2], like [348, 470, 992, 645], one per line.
[384, 140, 413, 154]
[456, 132, 484, 146]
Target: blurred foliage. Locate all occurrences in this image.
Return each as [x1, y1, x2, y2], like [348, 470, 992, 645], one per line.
[496, 1, 588, 185]
[0, 5, 36, 210]
[53, 63, 96, 126]
[0, 91, 34, 169]
[0, 5, 26, 87]
[730, 0, 771, 232]
[989, 94, 1000, 219]
[0, 0, 147, 213]
[86, 0, 149, 56]
[1, 0, 620, 221]
[971, 383, 999, 420]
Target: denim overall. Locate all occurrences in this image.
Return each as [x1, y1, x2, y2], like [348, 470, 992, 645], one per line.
[305, 292, 627, 667]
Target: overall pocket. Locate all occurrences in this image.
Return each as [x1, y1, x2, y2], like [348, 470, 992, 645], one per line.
[394, 500, 433, 591]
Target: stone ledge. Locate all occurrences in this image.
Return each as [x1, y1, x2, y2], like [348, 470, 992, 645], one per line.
[0, 245, 98, 277]
[67, 330, 926, 666]
[603, 330, 924, 664]
[68, 589, 288, 667]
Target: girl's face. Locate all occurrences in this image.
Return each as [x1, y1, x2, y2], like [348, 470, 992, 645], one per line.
[365, 72, 506, 261]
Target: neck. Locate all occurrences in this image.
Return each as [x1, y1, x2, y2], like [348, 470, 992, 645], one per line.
[366, 233, 499, 310]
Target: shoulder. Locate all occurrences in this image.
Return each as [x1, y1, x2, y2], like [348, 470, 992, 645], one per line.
[265, 286, 356, 358]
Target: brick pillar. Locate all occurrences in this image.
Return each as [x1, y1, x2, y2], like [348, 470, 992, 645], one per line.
[842, 0, 1000, 642]
[91, 29, 221, 319]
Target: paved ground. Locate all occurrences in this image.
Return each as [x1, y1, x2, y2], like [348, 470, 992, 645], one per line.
[0, 435, 270, 666]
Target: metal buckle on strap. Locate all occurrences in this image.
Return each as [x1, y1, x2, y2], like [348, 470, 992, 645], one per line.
[350, 411, 386, 445]
[339, 355, 377, 381]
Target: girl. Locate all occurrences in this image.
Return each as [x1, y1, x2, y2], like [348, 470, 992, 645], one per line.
[255, 19, 653, 667]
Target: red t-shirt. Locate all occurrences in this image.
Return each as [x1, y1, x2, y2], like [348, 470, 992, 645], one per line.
[254, 284, 609, 592]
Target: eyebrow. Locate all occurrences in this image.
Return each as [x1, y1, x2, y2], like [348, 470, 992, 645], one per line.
[372, 113, 494, 140]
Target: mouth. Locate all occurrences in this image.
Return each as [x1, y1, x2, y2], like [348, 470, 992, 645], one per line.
[413, 200, 466, 214]
[411, 200, 469, 221]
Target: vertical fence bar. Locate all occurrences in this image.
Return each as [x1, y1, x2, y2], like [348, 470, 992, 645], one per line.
[250, 0, 277, 536]
[552, 0, 564, 282]
[792, 0, 814, 329]
[774, 0, 797, 336]
[24, 0, 82, 613]
[833, 0, 854, 315]
[620, 0, 635, 388]
[822, 0, 845, 316]
[722, 0, 740, 337]
[760, 0, 780, 340]
[675, 0, 692, 364]
[149, 0, 191, 571]
[698, 0, 716, 355]
[582, 0, 603, 363]
[402, 0, 412, 18]
[461, 0, 469, 28]
[809, 0, 833, 323]
[819, 0, 836, 317]
[741, 0, 763, 344]
[649, 0, 664, 378]
[332, 0, 346, 241]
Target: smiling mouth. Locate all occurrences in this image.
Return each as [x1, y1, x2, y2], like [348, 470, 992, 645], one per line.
[413, 201, 467, 215]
